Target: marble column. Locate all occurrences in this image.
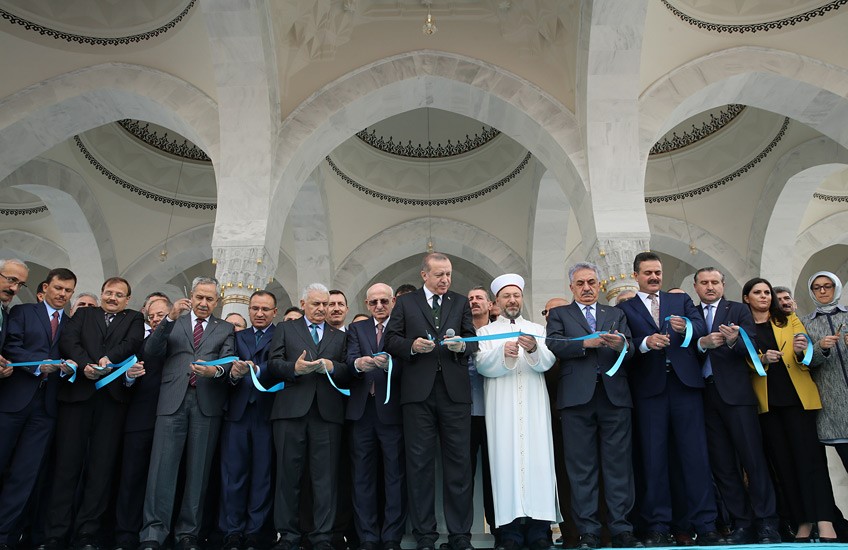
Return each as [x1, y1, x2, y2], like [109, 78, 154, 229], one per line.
[588, 236, 649, 304]
[213, 245, 276, 319]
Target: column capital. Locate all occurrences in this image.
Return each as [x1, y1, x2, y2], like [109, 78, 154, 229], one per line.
[587, 236, 650, 303]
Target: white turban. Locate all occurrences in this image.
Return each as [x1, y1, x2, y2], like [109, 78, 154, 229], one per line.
[491, 273, 525, 298]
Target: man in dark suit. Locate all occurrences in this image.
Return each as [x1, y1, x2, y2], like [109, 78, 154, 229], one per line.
[44, 277, 144, 550]
[220, 290, 278, 550]
[113, 296, 172, 550]
[346, 283, 406, 550]
[0, 267, 74, 549]
[547, 262, 639, 549]
[616, 252, 722, 546]
[139, 277, 235, 550]
[692, 267, 780, 544]
[267, 283, 350, 550]
[384, 252, 478, 550]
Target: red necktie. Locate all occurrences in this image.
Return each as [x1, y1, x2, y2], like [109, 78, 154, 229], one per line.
[50, 311, 59, 342]
[190, 318, 203, 386]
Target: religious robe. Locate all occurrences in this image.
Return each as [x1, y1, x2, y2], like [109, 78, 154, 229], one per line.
[474, 315, 561, 528]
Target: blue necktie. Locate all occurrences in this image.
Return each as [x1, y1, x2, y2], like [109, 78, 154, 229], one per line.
[255, 329, 263, 345]
[584, 306, 596, 332]
[309, 323, 320, 345]
[703, 304, 714, 378]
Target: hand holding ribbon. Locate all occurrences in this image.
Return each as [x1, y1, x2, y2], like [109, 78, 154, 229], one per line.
[94, 355, 138, 389]
[794, 333, 813, 365]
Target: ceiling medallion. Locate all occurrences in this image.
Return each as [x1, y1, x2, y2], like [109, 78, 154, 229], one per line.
[422, 2, 437, 35]
[661, 0, 847, 33]
[326, 152, 532, 206]
[650, 105, 745, 156]
[646, 117, 790, 203]
[0, 0, 196, 46]
[356, 126, 500, 158]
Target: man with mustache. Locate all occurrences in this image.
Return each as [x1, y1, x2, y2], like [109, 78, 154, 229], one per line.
[617, 253, 720, 546]
[693, 268, 779, 544]
[772, 286, 797, 314]
[0, 267, 75, 550]
[139, 277, 235, 550]
[45, 277, 144, 550]
[475, 273, 557, 550]
[0, 258, 29, 376]
[547, 263, 638, 549]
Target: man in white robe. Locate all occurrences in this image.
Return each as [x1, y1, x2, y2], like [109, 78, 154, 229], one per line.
[475, 273, 559, 550]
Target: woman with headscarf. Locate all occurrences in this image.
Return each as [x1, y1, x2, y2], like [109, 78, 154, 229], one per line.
[742, 277, 839, 543]
[804, 271, 848, 471]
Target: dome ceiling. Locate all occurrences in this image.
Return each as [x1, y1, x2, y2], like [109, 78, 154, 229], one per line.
[667, 0, 835, 24]
[0, 0, 194, 43]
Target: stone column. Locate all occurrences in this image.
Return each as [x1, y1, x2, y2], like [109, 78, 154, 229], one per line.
[213, 245, 276, 318]
[588, 236, 649, 304]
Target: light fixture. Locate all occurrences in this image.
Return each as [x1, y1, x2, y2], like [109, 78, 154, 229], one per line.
[668, 151, 698, 255]
[425, 107, 434, 252]
[422, 1, 437, 35]
[160, 159, 185, 262]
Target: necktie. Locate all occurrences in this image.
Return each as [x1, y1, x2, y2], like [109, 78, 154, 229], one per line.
[584, 306, 596, 332]
[190, 318, 204, 387]
[371, 323, 384, 396]
[310, 323, 320, 345]
[105, 313, 115, 327]
[703, 304, 714, 378]
[50, 311, 59, 342]
[648, 294, 660, 327]
[432, 294, 441, 328]
[255, 329, 263, 345]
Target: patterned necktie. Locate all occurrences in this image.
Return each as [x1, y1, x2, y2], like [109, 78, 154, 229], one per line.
[310, 323, 320, 345]
[648, 293, 660, 327]
[190, 318, 204, 387]
[105, 313, 115, 327]
[432, 294, 441, 328]
[255, 329, 263, 345]
[50, 311, 59, 342]
[371, 323, 384, 397]
[584, 305, 596, 332]
[703, 304, 714, 378]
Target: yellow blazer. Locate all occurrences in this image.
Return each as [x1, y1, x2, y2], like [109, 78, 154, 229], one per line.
[750, 313, 821, 413]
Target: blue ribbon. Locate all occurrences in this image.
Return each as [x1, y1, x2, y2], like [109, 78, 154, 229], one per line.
[372, 352, 393, 404]
[195, 356, 284, 392]
[735, 326, 766, 377]
[662, 316, 693, 347]
[442, 331, 628, 377]
[795, 333, 813, 366]
[325, 366, 350, 396]
[8, 359, 76, 382]
[95, 355, 138, 390]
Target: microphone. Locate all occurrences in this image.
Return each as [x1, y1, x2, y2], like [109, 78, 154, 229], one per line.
[445, 328, 455, 338]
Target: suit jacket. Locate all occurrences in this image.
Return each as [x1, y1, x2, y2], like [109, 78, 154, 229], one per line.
[617, 291, 707, 398]
[697, 298, 759, 406]
[345, 316, 402, 424]
[0, 302, 66, 416]
[226, 323, 276, 422]
[58, 306, 145, 404]
[267, 318, 350, 424]
[384, 288, 477, 405]
[144, 313, 235, 417]
[0, 304, 8, 351]
[750, 313, 822, 413]
[546, 301, 635, 408]
[123, 338, 165, 433]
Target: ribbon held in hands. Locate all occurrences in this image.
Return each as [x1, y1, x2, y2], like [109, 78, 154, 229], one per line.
[194, 356, 285, 393]
[94, 355, 138, 390]
[8, 359, 77, 382]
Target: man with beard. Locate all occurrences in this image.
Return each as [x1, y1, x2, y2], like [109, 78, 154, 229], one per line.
[475, 274, 558, 550]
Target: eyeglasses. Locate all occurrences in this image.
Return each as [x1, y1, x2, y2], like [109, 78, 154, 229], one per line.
[0, 273, 27, 288]
[812, 283, 835, 292]
[541, 309, 549, 317]
[367, 298, 391, 306]
[102, 291, 127, 299]
[249, 306, 275, 313]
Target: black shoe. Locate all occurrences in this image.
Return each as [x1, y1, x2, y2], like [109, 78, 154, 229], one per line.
[76, 535, 99, 550]
[578, 534, 601, 549]
[528, 540, 553, 550]
[243, 536, 261, 550]
[382, 542, 402, 550]
[272, 541, 296, 550]
[725, 527, 755, 545]
[448, 537, 473, 550]
[223, 534, 243, 550]
[39, 538, 63, 550]
[176, 536, 201, 550]
[820, 537, 841, 543]
[313, 542, 336, 550]
[611, 532, 643, 548]
[494, 541, 519, 550]
[641, 532, 673, 547]
[756, 526, 781, 545]
[357, 543, 378, 550]
[137, 543, 161, 550]
[694, 531, 726, 546]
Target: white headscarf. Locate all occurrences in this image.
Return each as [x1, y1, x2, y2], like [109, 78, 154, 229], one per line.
[808, 270, 843, 314]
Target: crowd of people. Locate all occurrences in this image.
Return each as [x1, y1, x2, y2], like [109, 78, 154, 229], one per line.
[0, 251, 846, 550]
